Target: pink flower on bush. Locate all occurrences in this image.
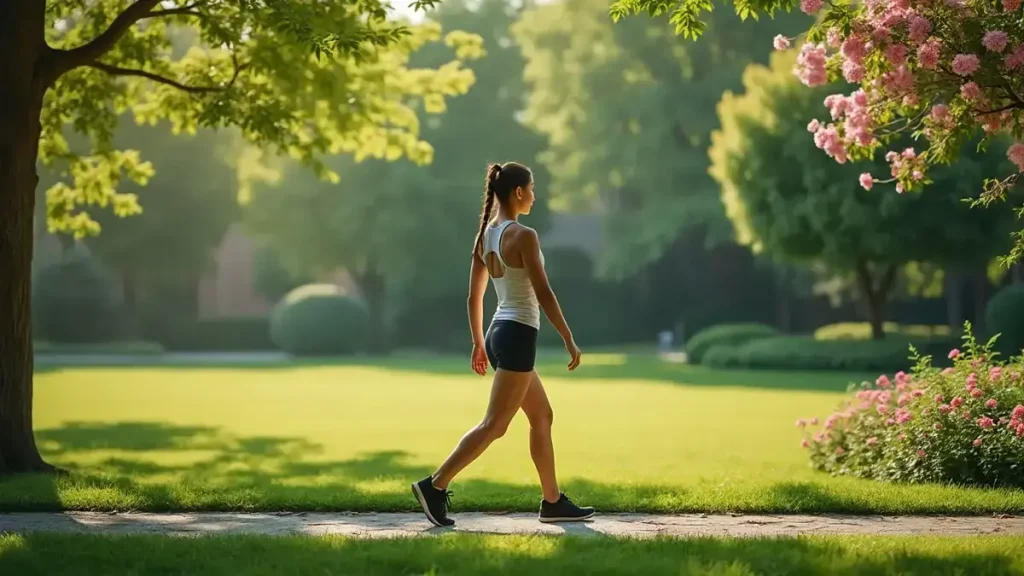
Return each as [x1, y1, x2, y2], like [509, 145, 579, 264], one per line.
[918, 40, 941, 69]
[885, 44, 909, 66]
[935, 394, 945, 403]
[949, 349, 961, 359]
[898, 432, 907, 441]
[971, 388, 984, 398]
[1005, 0, 1022, 10]
[1006, 45, 1024, 70]
[935, 423, 942, 430]
[800, 0, 824, 13]
[841, 35, 868, 63]
[974, 438, 983, 446]
[983, 31, 1009, 53]
[964, 411, 973, 420]
[952, 54, 981, 76]
[979, 416, 995, 430]
[867, 437, 878, 446]
[895, 408, 913, 424]
[813, 124, 848, 162]
[990, 366, 1003, 380]
[898, 393, 911, 406]
[886, 417, 896, 425]
[835, 446, 846, 456]
[801, 438, 810, 448]
[939, 404, 953, 414]
[774, 35, 790, 51]
[913, 389, 924, 398]
[796, 419, 808, 428]
[986, 398, 998, 409]
[951, 397, 964, 408]
[877, 404, 889, 414]
[960, 82, 982, 100]
[917, 449, 927, 458]
[1011, 405, 1024, 420]
[859, 173, 874, 190]
[1017, 424, 1024, 438]
[811, 417, 819, 425]
[807, 119, 821, 133]
[827, 28, 842, 48]
[1013, 372, 1021, 381]
[1009, 143, 1024, 172]
[842, 60, 866, 83]
[942, 367, 955, 375]
[908, 15, 931, 44]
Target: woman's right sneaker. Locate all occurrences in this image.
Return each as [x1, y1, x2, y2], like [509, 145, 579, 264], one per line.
[538, 493, 596, 523]
[412, 476, 455, 527]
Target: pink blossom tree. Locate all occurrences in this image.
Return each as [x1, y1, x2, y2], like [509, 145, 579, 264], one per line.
[612, 0, 1024, 264]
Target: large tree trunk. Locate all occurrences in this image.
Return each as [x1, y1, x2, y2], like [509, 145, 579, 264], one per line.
[855, 261, 897, 341]
[357, 262, 389, 355]
[946, 268, 965, 332]
[0, 2, 54, 475]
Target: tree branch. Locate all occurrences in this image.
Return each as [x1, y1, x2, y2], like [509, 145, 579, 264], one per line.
[56, 0, 163, 73]
[87, 57, 247, 94]
[142, 3, 205, 19]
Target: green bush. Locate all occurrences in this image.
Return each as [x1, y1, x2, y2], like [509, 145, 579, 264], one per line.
[270, 284, 369, 356]
[702, 335, 959, 372]
[985, 284, 1024, 359]
[684, 323, 778, 364]
[814, 322, 950, 341]
[799, 326, 1024, 488]
[155, 317, 275, 351]
[32, 256, 120, 343]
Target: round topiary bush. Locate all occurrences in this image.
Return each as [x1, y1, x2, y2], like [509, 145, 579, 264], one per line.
[33, 256, 120, 343]
[270, 284, 369, 356]
[684, 323, 778, 365]
[985, 284, 1024, 360]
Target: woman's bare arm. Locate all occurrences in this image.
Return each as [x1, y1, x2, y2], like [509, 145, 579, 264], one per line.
[467, 253, 489, 347]
[518, 228, 573, 343]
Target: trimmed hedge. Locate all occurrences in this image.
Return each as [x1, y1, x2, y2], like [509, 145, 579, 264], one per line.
[33, 257, 120, 343]
[985, 284, 1024, 359]
[154, 317, 275, 352]
[270, 284, 369, 356]
[684, 323, 779, 365]
[34, 340, 164, 355]
[702, 335, 959, 372]
[814, 322, 950, 341]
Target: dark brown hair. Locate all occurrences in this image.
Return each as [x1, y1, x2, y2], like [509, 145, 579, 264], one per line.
[473, 162, 533, 256]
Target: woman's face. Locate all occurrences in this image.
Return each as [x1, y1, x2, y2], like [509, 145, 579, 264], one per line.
[516, 180, 536, 215]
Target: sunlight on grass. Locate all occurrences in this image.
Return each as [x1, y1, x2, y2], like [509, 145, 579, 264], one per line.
[3, 355, 1022, 513]
[3, 533, 1024, 575]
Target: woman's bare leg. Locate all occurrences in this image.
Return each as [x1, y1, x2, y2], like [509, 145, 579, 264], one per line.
[432, 368, 533, 489]
[520, 371, 560, 503]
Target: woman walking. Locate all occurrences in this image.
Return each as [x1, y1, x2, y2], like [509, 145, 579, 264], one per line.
[412, 162, 595, 527]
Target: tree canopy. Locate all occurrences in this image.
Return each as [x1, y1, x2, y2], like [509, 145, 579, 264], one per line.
[710, 49, 1017, 338]
[514, 0, 810, 276]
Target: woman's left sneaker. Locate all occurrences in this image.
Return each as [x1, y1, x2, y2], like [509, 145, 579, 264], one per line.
[538, 493, 596, 523]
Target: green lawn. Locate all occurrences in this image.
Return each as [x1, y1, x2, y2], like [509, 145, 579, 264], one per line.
[4, 351, 1024, 514]
[3, 533, 1024, 575]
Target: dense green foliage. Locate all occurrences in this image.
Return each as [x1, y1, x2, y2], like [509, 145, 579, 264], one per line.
[710, 50, 1016, 338]
[154, 318, 275, 353]
[32, 256, 120, 344]
[703, 336, 958, 372]
[270, 285, 369, 356]
[802, 329, 1024, 488]
[684, 323, 778, 365]
[515, 0, 811, 276]
[986, 285, 1024, 360]
[39, 0, 483, 238]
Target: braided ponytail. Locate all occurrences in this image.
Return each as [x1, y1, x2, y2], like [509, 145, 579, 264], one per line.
[474, 163, 502, 256]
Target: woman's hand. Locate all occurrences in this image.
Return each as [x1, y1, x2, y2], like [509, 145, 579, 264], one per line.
[471, 343, 489, 376]
[565, 337, 582, 371]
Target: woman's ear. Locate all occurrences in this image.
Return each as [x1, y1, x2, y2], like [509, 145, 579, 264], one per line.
[515, 186, 523, 200]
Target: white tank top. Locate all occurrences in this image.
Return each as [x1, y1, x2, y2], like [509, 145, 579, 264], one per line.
[481, 219, 544, 330]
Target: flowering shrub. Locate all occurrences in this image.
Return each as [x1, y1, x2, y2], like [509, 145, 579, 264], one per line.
[799, 323, 1024, 488]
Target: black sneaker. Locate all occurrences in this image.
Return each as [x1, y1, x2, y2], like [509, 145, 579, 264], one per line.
[412, 476, 455, 527]
[538, 493, 595, 523]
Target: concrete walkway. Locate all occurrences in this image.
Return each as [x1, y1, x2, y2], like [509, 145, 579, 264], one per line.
[3, 512, 1023, 538]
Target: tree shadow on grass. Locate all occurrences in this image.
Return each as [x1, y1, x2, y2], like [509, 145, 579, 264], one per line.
[1, 529, 1021, 575]
[35, 352, 875, 393]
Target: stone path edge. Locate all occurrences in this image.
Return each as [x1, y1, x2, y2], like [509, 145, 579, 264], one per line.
[3, 512, 1024, 539]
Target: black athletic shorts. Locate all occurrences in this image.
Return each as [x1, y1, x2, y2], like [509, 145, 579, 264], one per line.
[484, 320, 538, 373]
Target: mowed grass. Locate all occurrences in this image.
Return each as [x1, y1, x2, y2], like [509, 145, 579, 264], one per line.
[4, 351, 1024, 513]
[3, 533, 1024, 576]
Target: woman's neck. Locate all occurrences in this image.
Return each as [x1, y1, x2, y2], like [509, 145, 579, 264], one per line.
[496, 206, 519, 222]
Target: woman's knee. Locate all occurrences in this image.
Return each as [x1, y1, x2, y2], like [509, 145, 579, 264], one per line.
[529, 406, 553, 429]
[479, 417, 511, 440]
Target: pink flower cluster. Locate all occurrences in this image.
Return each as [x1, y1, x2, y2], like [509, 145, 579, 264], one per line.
[795, 43, 828, 87]
[1009, 143, 1024, 172]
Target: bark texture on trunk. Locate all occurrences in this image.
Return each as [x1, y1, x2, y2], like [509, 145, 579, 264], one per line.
[0, 0, 53, 475]
[855, 261, 897, 341]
